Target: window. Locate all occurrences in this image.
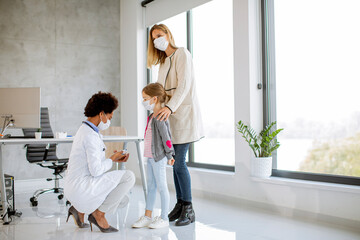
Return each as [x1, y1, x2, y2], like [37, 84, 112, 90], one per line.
[191, 0, 235, 168]
[263, 0, 360, 185]
[148, 0, 235, 171]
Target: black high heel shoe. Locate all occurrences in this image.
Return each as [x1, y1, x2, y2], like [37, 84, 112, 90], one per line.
[66, 206, 90, 228]
[88, 214, 118, 233]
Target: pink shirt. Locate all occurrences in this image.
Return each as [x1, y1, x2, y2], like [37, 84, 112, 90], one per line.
[144, 118, 153, 158]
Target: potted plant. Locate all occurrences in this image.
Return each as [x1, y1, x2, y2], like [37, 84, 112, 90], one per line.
[35, 128, 42, 139]
[237, 120, 284, 178]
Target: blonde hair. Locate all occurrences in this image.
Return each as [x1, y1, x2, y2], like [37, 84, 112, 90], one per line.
[147, 24, 178, 68]
[142, 83, 171, 104]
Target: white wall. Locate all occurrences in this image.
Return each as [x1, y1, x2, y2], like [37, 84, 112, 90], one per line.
[119, 0, 147, 179]
[119, 0, 360, 228]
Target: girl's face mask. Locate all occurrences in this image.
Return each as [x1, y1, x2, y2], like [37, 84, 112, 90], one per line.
[142, 97, 155, 111]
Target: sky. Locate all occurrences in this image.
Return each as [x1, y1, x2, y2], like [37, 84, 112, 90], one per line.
[275, 0, 360, 124]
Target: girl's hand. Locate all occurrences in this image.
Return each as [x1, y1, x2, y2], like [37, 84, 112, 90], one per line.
[154, 107, 171, 121]
[168, 158, 175, 166]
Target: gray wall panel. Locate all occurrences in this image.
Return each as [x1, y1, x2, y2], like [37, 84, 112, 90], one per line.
[0, 0, 120, 180]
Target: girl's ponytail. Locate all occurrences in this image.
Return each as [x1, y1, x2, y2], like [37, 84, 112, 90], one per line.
[165, 93, 172, 103]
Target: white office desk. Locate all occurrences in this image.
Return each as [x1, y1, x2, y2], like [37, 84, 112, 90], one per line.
[0, 136, 146, 224]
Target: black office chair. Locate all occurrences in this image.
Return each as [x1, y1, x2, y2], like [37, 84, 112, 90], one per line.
[23, 108, 68, 207]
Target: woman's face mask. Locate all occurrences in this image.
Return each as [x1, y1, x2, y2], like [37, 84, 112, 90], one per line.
[153, 36, 169, 51]
[98, 112, 111, 130]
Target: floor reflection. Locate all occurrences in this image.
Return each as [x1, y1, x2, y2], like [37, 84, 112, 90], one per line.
[0, 182, 359, 240]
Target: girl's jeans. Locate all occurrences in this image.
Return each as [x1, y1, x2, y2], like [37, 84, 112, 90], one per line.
[145, 157, 169, 220]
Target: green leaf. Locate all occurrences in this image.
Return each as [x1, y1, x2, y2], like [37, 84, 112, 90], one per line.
[237, 120, 283, 158]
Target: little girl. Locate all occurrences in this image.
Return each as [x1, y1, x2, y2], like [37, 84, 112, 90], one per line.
[132, 83, 175, 229]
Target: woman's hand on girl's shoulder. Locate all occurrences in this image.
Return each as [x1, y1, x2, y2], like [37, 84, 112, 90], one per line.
[168, 158, 175, 166]
[154, 107, 171, 121]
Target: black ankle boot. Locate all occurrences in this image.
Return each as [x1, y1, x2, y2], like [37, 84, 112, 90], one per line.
[168, 202, 183, 222]
[175, 204, 195, 226]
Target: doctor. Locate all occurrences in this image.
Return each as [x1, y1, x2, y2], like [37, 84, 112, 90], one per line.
[64, 91, 135, 233]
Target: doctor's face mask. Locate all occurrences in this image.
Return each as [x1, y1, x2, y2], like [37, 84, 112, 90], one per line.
[98, 112, 111, 130]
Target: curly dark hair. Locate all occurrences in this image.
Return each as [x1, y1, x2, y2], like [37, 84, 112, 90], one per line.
[84, 91, 119, 117]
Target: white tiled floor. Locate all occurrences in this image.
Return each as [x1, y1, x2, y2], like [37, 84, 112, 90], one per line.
[1, 179, 360, 240]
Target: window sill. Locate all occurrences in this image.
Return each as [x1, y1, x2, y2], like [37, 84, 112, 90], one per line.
[147, 162, 235, 174]
[187, 166, 236, 176]
[251, 176, 360, 194]
[165, 164, 236, 176]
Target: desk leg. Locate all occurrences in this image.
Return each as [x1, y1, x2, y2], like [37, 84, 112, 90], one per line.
[0, 145, 9, 224]
[115, 142, 128, 171]
[135, 141, 147, 201]
[120, 142, 128, 170]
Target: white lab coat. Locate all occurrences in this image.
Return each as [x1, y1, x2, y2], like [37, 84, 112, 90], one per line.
[64, 124, 125, 214]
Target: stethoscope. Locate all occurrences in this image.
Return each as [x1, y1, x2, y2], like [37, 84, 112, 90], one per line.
[83, 121, 97, 132]
[83, 121, 106, 151]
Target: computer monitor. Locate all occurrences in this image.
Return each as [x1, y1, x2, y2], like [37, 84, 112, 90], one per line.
[0, 87, 41, 136]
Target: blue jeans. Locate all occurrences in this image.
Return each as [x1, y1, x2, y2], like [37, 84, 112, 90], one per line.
[145, 157, 169, 220]
[173, 143, 192, 202]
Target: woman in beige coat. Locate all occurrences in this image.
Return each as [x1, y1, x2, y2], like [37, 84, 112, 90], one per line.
[147, 24, 204, 226]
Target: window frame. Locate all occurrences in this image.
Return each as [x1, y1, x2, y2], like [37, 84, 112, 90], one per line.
[261, 0, 360, 186]
[146, 9, 235, 172]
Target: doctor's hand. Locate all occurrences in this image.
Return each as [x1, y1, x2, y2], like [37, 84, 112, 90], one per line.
[154, 107, 171, 121]
[110, 151, 130, 163]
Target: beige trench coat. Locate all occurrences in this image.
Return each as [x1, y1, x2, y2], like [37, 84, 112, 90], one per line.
[157, 47, 204, 144]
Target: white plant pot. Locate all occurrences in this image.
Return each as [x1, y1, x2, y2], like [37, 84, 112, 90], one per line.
[251, 157, 272, 178]
[35, 132, 42, 139]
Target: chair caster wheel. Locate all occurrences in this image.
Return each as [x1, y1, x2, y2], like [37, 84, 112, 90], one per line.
[30, 197, 38, 206]
[66, 201, 71, 206]
[58, 194, 64, 200]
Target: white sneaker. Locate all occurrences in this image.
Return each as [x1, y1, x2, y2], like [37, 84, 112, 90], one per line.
[148, 216, 169, 229]
[132, 216, 152, 228]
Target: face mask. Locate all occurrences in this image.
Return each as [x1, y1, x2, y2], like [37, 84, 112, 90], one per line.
[142, 98, 155, 111]
[153, 37, 169, 51]
[98, 112, 111, 131]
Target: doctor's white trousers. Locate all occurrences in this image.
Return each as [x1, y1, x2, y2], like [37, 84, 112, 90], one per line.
[98, 170, 135, 214]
